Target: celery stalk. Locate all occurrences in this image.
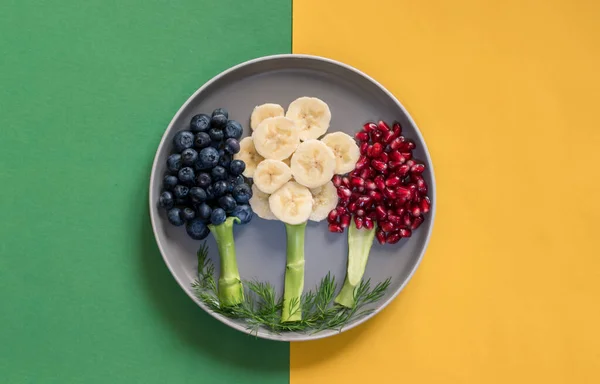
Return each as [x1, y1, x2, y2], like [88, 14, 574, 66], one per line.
[281, 222, 307, 322]
[208, 217, 243, 307]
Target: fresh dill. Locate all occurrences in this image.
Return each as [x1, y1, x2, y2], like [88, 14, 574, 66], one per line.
[191, 242, 392, 335]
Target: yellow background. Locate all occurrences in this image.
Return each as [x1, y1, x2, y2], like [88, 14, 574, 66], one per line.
[292, 0, 600, 382]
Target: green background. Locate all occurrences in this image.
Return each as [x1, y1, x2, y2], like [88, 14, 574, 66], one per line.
[0, 1, 291, 382]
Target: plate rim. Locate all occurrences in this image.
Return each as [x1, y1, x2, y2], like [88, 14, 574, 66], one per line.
[149, 53, 437, 342]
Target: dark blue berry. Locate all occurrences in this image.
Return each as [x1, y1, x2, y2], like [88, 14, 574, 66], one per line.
[181, 148, 198, 166]
[224, 138, 240, 155]
[173, 131, 194, 152]
[186, 218, 210, 240]
[212, 108, 229, 118]
[178, 167, 195, 185]
[159, 191, 174, 209]
[190, 114, 211, 133]
[210, 208, 226, 225]
[167, 154, 182, 173]
[229, 159, 245, 176]
[189, 187, 207, 203]
[163, 175, 178, 190]
[209, 128, 224, 142]
[167, 208, 185, 226]
[233, 183, 252, 204]
[225, 179, 235, 193]
[175, 198, 187, 206]
[231, 204, 253, 224]
[210, 140, 222, 149]
[210, 114, 228, 129]
[218, 150, 232, 169]
[180, 207, 196, 222]
[224, 120, 243, 140]
[194, 132, 211, 149]
[173, 184, 189, 200]
[197, 147, 219, 169]
[211, 165, 227, 181]
[196, 172, 211, 188]
[196, 203, 212, 220]
[205, 185, 215, 201]
[212, 180, 228, 197]
[218, 194, 237, 212]
[232, 175, 245, 185]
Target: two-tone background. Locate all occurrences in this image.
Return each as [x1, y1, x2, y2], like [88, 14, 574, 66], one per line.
[1, 0, 599, 383]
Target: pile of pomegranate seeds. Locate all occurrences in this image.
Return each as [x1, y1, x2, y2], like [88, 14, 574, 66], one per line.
[327, 120, 431, 244]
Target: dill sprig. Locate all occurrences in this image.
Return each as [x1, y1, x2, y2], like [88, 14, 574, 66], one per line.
[191, 242, 391, 335]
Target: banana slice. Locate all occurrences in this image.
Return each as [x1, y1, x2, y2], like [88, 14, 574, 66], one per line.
[253, 159, 293, 194]
[309, 181, 339, 222]
[290, 139, 336, 189]
[252, 116, 300, 161]
[233, 137, 264, 178]
[269, 181, 313, 225]
[249, 184, 276, 220]
[320, 132, 361, 174]
[250, 103, 285, 130]
[286, 97, 331, 141]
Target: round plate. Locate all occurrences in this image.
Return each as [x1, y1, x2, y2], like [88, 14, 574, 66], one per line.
[149, 54, 436, 341]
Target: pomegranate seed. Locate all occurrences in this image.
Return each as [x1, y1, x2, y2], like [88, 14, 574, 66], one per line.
[395, 207, 406, 217]
[385, 175, 400, 187]
[365, 179, 376, 190]
[408, 183, 418, 198]
[368, 190, 383, 202]
[376, 229, 387, 244]
[329, 223, 343, 233]
[389, 151, 403, 162]
[403, 140, 416, 151]
[405, 160, 415, 168]
[364, 217, 374, 229]
[363, 122, 377, 132]
[380, 220, 395, 232]
[354, 216, 364, 229]
[379, 151, 389, 163]
[383, 188, 396, 199]
[356, 196, 371, 207]
[371, 142, 383, 157]
[355, 156, 369, 170]
[372, 159, 387, 173]
[371, 130, 383, 143]
[360, 142, 369, 155]
[365, 144, 374, 157]
[397, 164, 410, 176]
[356, 208, 365, 217]
[411, 163, 425, 174]
[383, 130, 397, 143]
[375, 205, 387, 220]
[374, 175, 385, 191]
[340, 214, 351, 228]
[411, 215, 424, 230]
[388, 160, 403, 170]
[377, 120, 390, 132]
[332, 175, 342, 187]
[338, 196, 349, 206]
[390, 137, 405, 150]
[387, 231, 401, 244]
[327, 209, 338, 223]
[367, 210, 377, 219]
[399, 228, 412, 238]
[410, 204, 421, 217]
[337, 186, 351, 198]
[388, 213, 401, 225]
[401, 152, 413, 161]
[420, 197, 431, 213]
[396, 186, 412, 200]
[336, 206, 348, 216]
[350, 191, 361, 201]
[418, 184, 428, 195]
[342, 176, 350, 186]
[355, 131, 369, 142]
[392, 121, 402, 135]
[348, 201, 358, 213]
[403, 213, 412, 227]
[350, 175, 365, 188]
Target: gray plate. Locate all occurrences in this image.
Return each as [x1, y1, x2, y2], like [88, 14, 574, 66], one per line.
[149, 54, 436, 342]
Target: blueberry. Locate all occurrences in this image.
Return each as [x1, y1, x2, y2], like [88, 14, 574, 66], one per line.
[163, 175, 178, 190]
[159, 191, 174, 209]
[181, 148, 198, 166]
[231, 204, 253, 224]
[210, 208, 227, 225]
[194, 132, 211, 149]
[209, 128, 224, 142]
[178, 167, 195, 185]
[205, 184, 215, 201]
[232, 174, 245, 185]
[189, 187, 207, 203]
[218, 150, 232, 169]
[197, 147, 219, 169]
[175, 198, 187, 206]
[173, 131, 194, 152]
[196, 172, 211, 188]
[232, 183, 252, 204]
[224, 120, 243, 140]
[212, 180, 228, 197]
[224, 138, 240, 155]
[180, 207, 196, 222]
[173, 184, 189, 200]
[212, 108, 229, 118]
[196, 203, 212, 220]
[225, 179, 234, 193]
[190, 113, 211, 133]
[218, 194, 237, 212]
[167, 208, 185, 226]
[210, 114, 228, 129]
[229, 159, 245, 176]
[186, 218, 210, 240]
[210, 140, 222, 149]
[211, 165, 227, 181]
[167, 154, 182, 173]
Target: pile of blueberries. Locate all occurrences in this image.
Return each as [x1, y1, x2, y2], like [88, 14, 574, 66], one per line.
[158, 108, 253, 240]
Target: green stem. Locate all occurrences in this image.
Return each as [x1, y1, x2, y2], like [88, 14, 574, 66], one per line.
[281, 222, 306, 322]
[335, 223, 376, 308]
[209, 217, 243, 307]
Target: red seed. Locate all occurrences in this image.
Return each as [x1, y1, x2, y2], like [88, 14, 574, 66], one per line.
[383, 130, 397, 143]
[356, 208, 365, 217]
[360, 141, 369, 155]
[332, 174, 342, 187]
[418, 183, 428, 195]
[405, 160, 415, 168]
[408, 183, 418, 198]
[404, 140, 416, 151]
[340, 214, 351, 228]
[390, 137, 405, 150]
[337, 186, 351, 198]
[350, 191, 361, 201]
[348, 201, 358, 213]
[366, 144, 374, 157]
[387, 231, 402, 244]
[359, 167, 372, 180]
[350, 175, 365, 188]
[371, 142, 383, 157]
[388, 160, 403, 170]
[376, 228, 387, 244]
[363, 122, 377, 132]
[371, 130, 383, 143]
[379, 151, 389, 163]
[383, 188, 396, 199]
[364, 217, 374, 230]
[399, 228, 412, 238]
[356, 196, 372, 208]
[355, 156, 369, 170]
[395, 207, 406, 217]
[389, 151, 403, 162]
[375, 205, 387, 220]
[392, 122, 402, 135]
[388, 213, 401, 225]
[396, 186, 412, 200]
[420, 196, 431, 213]
[385, 175, 400, 187]
[410, 204, 421, 217]
[336, 206, 348, 216]
[355, 131, 369, 142]
[401, 152, 413, 161]
[411, 163, 425, 174]
[342, 176, 350, 187]
[368, 190, 383, 202]
[411, 216, 424, 230]
[365, 179, 376, 190]
[377, 120, 391, 132]
[372, 159, 388, 173]
[329, 223, 343, 233]
[354, 216, 364, 229]
[380, 220, 395, 232]
[403, 213, 412, 227]
[374, 175, 385, 191]
[397, 164, 410, 176]
[327, 209, 338, 223]
[367, 210, 378, 219]
[338, 196, 349, 206]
